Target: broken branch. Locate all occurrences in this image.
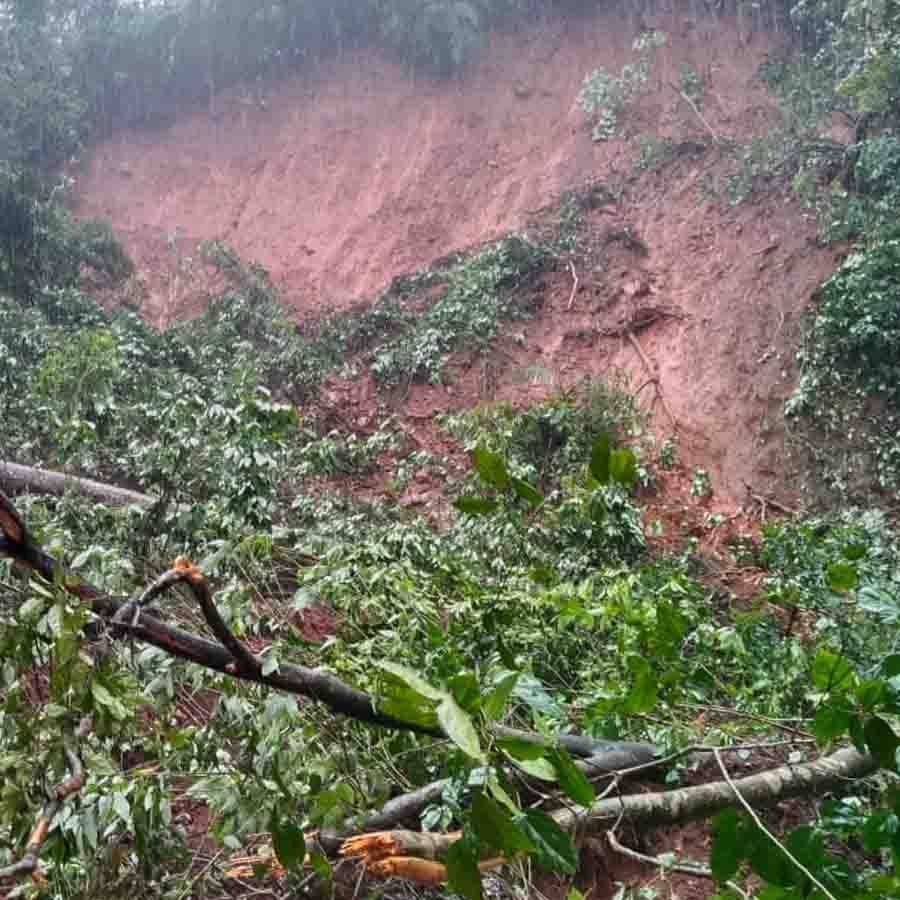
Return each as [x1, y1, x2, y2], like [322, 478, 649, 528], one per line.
[668, 82, 719, 142]
[344, 746, 876, 877]
[566, 261, 579, 311]
[0, 718, 91, 886]
[626, 330, 678, 431]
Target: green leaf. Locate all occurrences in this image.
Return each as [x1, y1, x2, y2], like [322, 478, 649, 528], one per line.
[882, 654, 900, 679]
[377, 671, 440, 729]
[446, 832, 483, 900]
[858, 585, 900, 622]
[483, 671, 519, 720]
[437, 695, 485, 761]
[378, 661, 444, 701]
[609, 448, 638, 487]
[864, 715, 900, 770]
[261, 653, 280, 677]
[519, 809, 578, 874]
[548, 747, 595, 806]
[511, 477, 543, 507]
[497, 737, 550, 761]
[710, 809, 743, 882]
[513, 673, 563, 717]
[842, 543, 867, 561]
[513, 756, 558, 781]
[91, 681, 129, 721]
[812, 704, 852, 743]
[811, 649, 855, 694]
[473, 446, 510, 489]
[470, 792, 534, 854]
[448, 671, 481, 713]
[589, 434, 611, 484]
[307, 849, 332, 881]
[855, 678, 886, 711]
[826, 561, 858, 593]
[623, 656, 658, 713]
[271, 815, 306, 870]
[747, 832, 796, 887]
[455, 496, 499, 516]
[18, 595, 45, 622]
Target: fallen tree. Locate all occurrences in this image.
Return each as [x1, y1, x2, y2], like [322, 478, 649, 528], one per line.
[0, 489, 883, 898]
[0, 460, 156, 508]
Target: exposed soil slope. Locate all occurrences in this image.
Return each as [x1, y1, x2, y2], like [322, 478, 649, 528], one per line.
[75, 10, 777, 323]
[73, 10, 839, 503]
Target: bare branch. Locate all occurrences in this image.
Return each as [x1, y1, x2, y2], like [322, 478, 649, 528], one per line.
[0, 718, 91, 887]
[607, 831, 752, 900]
[712, 747, 838, 900]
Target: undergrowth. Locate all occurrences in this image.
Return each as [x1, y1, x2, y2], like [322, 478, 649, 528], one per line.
[786, 234, 900, 504]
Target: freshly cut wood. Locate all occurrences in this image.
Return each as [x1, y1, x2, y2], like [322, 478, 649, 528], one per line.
[0, 461, 155, 508]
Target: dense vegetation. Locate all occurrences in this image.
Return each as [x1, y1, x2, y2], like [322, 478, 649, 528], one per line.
[3, 0, 900, 899]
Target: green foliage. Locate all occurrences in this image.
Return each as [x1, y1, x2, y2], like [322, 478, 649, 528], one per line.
[635, 134, 679, 172]
[690, 467, 713, 499]
[371, 235, 547, 387]
[443, 374, 641, 488]
[760, 509, 900, 665]
[678, 63, 705, 107]
[578, 30, 666, 141]
[0, 165, 133, 299]
[786, 235, 900, 499]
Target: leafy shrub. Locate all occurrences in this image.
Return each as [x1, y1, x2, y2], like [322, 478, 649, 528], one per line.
[444, 374, 640, 487]
[371, 235, 547, 386]
[787, 235, 900, 498]
[0, 165, 133, 298]
[578, 30, 666, 141]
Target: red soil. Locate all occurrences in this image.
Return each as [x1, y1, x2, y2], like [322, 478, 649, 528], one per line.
[71, 9, 841, 505]
[62, 14, 855, 896]
[74, 10, 780, 325]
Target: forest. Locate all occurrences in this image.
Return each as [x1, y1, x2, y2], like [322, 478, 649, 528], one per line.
[2, 0, 900, 898]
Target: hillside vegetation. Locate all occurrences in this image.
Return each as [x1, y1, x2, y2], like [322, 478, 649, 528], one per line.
[2, 2, 900, 899]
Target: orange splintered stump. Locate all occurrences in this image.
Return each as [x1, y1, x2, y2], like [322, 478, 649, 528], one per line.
[340, 833, 401, 862]
[370, 857, 448, 885]
[173, 555, 204, 584]
[341, 830, 460, 864]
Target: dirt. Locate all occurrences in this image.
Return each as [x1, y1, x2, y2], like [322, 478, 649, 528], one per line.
[68, 9, 848, 898]
[74, 10, 779, 324]
[72, 10, 839, 504]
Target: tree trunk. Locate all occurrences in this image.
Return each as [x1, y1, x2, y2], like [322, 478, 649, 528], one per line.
[0, 461, 155, 508]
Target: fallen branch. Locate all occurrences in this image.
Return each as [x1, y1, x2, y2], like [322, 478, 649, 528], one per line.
[0, 489, 439, 735]
[493, 726, 656, 762]
[668, 82, 719, 142]
[0, 490, 656, 753]
[744, 484, 796, 518]
[342, 746, 876, 878]
[566, 261, 579, 311]
[0, 461, 155, 508]
[626, 330, 678, 431]
[597, 304, 683, 339]
[318, 740, 661, 854]
[0, 717, 91, 888]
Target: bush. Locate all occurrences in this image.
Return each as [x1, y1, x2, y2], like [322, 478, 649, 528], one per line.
[787, 234, 900, 498]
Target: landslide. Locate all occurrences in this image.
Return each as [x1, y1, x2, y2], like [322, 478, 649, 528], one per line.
[72, 9, 842, 504]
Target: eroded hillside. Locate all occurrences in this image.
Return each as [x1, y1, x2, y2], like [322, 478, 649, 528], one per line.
[73, 9, 838, 503]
